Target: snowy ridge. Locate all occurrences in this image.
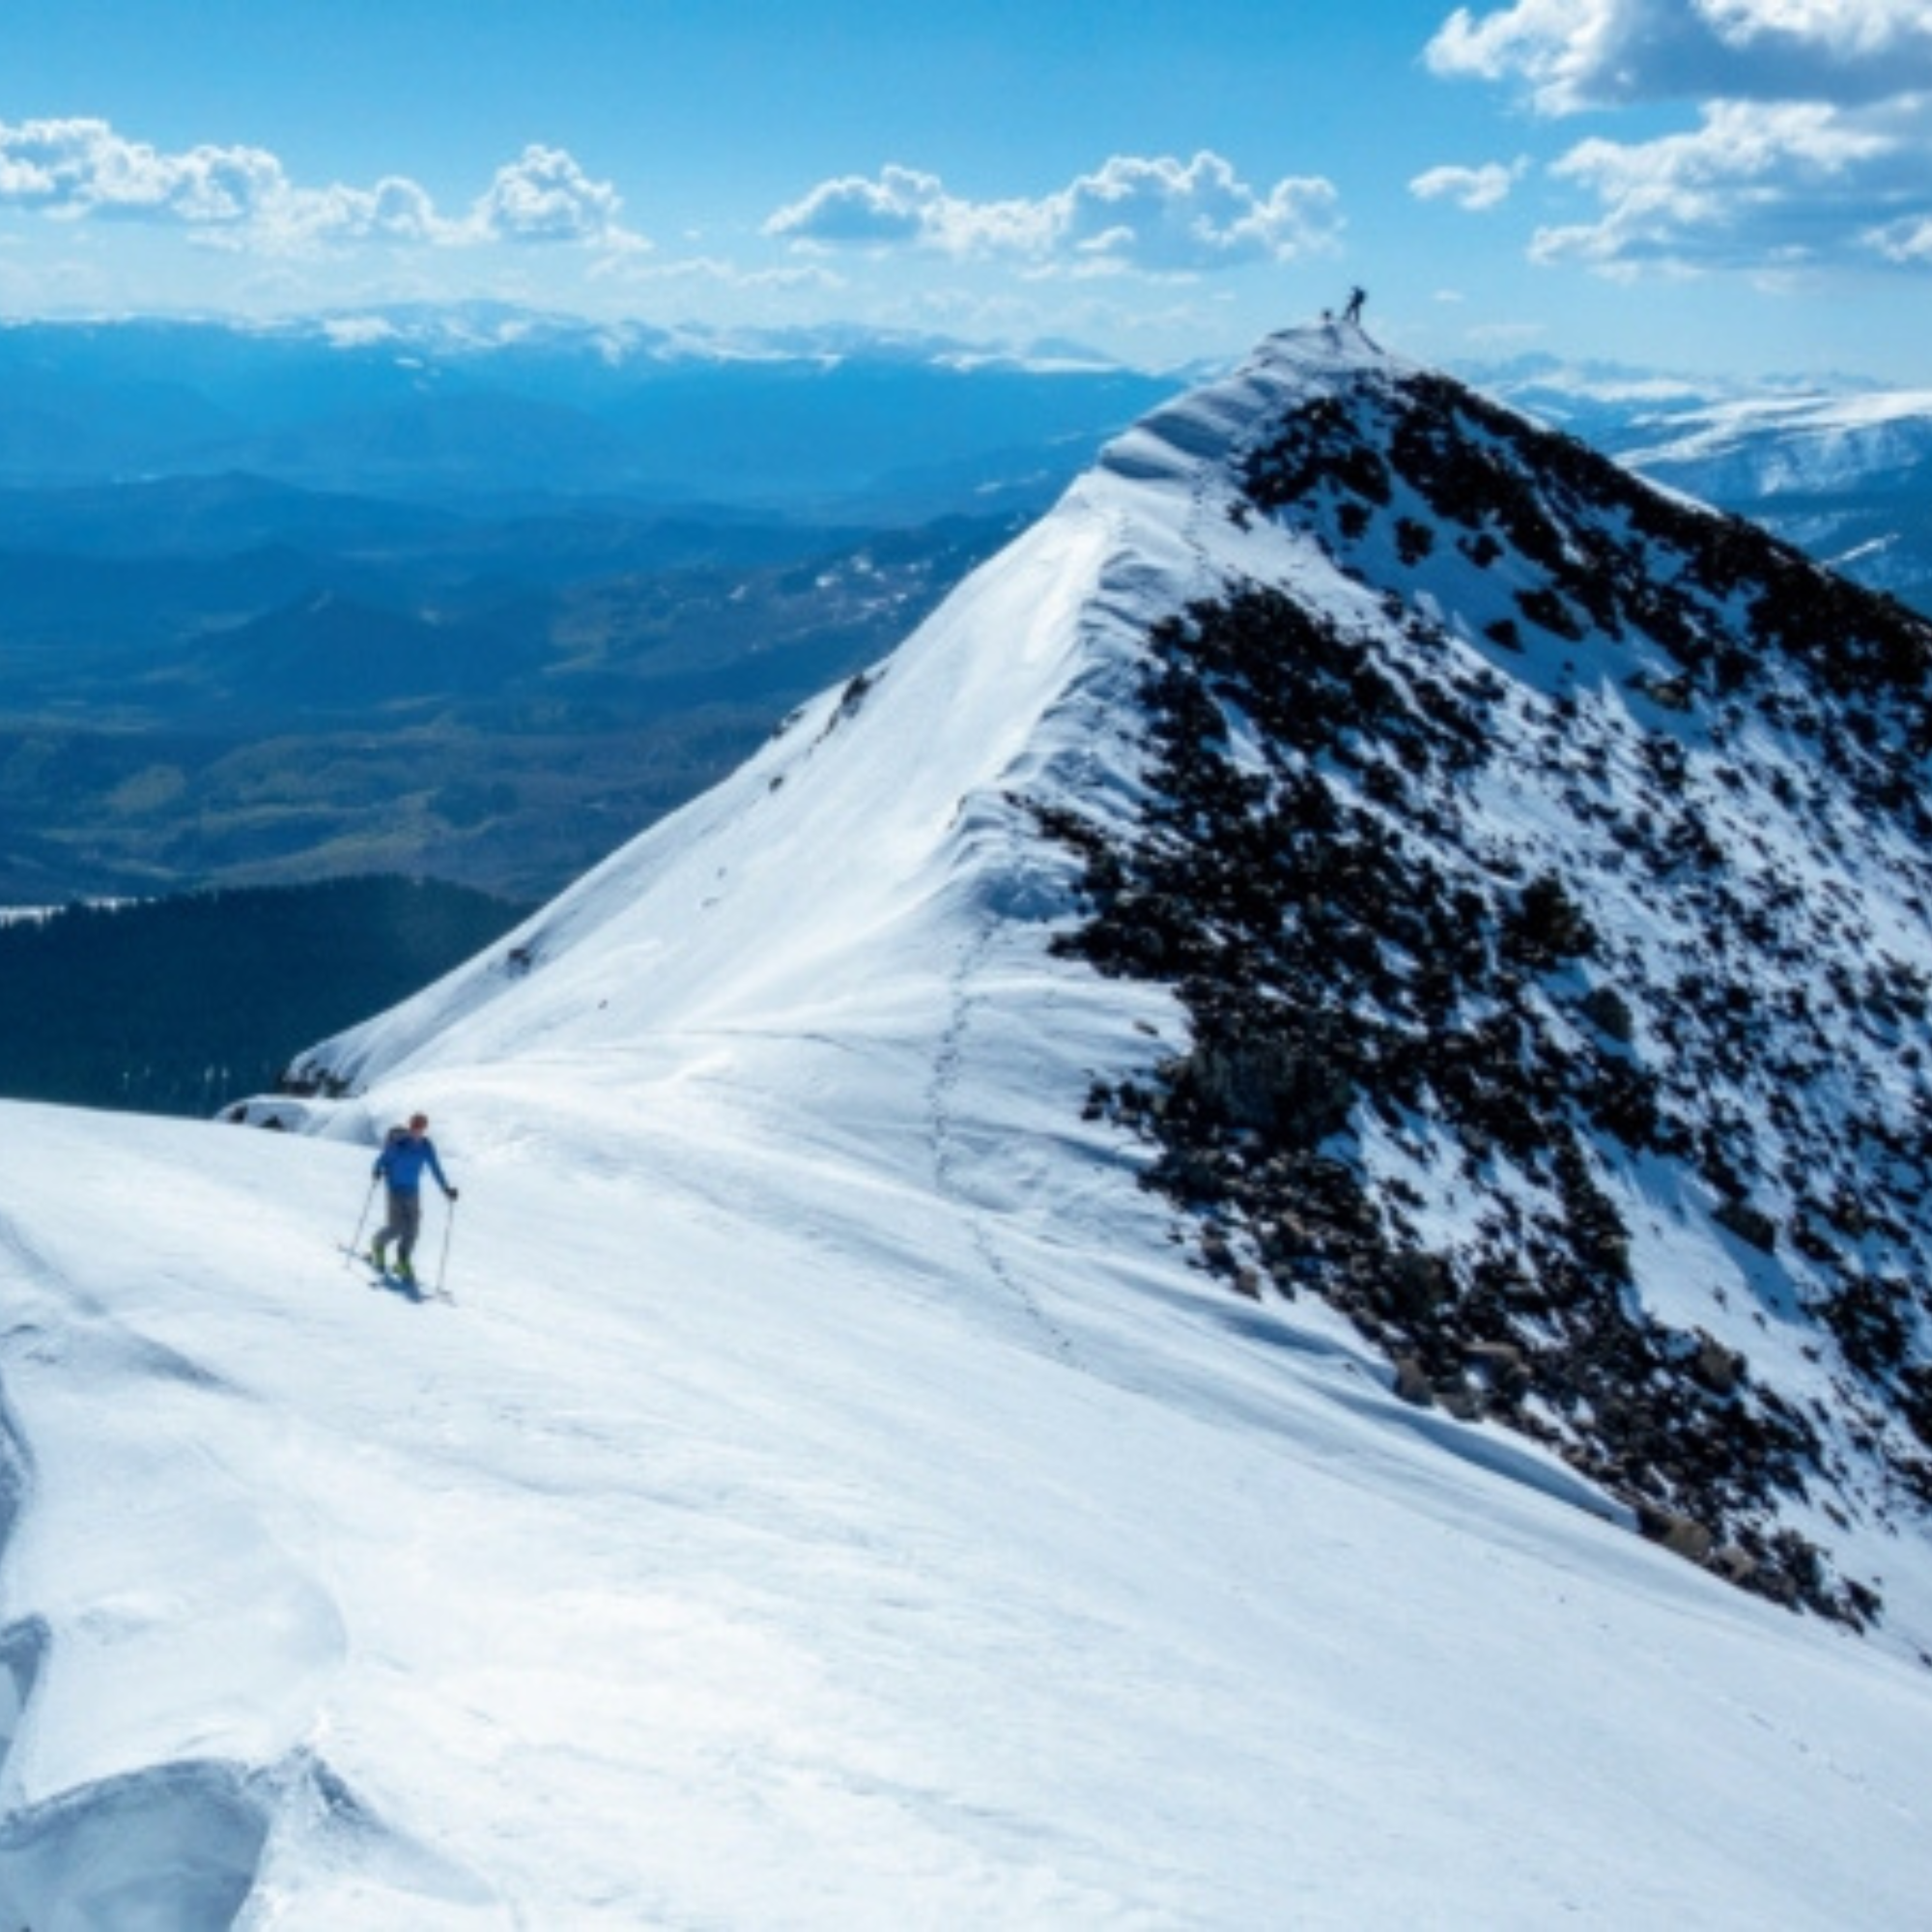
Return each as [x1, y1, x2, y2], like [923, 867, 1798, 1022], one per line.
[290, 324, 1389, 1093]
[3, 326, 1932, 1923]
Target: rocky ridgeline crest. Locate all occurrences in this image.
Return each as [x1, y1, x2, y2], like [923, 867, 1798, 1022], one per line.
[1040, 348, 1932, 1633]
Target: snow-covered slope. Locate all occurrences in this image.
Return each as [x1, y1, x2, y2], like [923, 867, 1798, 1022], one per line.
[4, 325, 1932, 1925]
[296, 322, 1932, 1636]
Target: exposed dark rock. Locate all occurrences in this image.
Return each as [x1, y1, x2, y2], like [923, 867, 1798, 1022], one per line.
[1714, 1199, 1779, 1254]
[1692, 1334, 1747, 1398]
[1394, 1357, 1435, 1407]
[1036, 353, 1932, 1632]
[1639, 1507, 1717, 1565]
[1577, 985, 1635, 1043]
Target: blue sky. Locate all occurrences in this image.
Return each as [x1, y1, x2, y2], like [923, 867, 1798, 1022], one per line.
[1, 1, 1928, 380]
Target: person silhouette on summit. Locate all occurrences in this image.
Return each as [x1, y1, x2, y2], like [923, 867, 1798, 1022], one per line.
[369, 1112, 457, 1286]
[1343, 285, 1367, 325]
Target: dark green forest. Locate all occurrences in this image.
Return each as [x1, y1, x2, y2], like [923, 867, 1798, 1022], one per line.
[0, 875, 527, 1116]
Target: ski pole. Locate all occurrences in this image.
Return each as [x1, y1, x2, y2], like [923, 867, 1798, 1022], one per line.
[437, 1198, 457, 1298]
[344, 1175, 378, 1265]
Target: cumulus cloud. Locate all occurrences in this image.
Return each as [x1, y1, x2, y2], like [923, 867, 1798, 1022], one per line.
[1532, 96, 1926, 271]
[1057, 154, 1341, 269]
[1409, 159, 1525, 211]
[470, 144, 628, 245]
[1424, 2, 1932, 275]
[261, 176, 454, 250]
[0, 117, 286, 224]
[766, 152, 1340, 272]
[1868, 213, 1932, 263]
[1426, 0, 1932, 112]
[0, 116, 640, 255]
[762, 164, 965, 248]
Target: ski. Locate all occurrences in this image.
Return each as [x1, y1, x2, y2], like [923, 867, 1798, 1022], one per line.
[335, 1244, 453, 1304]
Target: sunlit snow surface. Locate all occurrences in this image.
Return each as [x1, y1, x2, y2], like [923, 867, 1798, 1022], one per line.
[4, 328, 1930, 1926]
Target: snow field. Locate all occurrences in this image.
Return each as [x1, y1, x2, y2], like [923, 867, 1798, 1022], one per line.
[3, 1071, 1930, 1924]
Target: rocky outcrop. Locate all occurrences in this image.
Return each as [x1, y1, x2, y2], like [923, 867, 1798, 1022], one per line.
[1041, 356, 1932, 1632]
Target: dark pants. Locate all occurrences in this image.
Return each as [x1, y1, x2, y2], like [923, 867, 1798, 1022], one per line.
[376, 1188, 424, 1265]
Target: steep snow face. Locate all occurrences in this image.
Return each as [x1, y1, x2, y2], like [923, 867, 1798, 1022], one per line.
[6, 326, 1932, 1923]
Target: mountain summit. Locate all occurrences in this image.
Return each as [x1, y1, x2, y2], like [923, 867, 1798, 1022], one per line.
[6, 326, 1932, 1923]
[295, 321, 1932, 1642]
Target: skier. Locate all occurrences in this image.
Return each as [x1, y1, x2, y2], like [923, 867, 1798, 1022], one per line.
[1343, 285, 1367, 326]
[369, 1112, 458, 1286]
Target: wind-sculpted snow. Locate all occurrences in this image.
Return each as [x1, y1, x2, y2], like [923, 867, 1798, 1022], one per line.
[0, 1193, 497, 1925]
[0, 1760, 266, 1930]
[0, 1218, 269, 1926]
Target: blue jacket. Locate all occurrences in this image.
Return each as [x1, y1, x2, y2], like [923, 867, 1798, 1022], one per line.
[374, 1131, 452, 1196]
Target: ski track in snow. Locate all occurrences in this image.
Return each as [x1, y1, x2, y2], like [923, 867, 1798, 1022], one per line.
[927, 914, 1080, 1368]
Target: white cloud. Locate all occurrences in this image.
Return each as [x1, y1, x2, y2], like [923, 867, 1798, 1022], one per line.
[762, 164, 963, 248]
[1423, 4, 1932, 276]
[1867, 213, 1932, 262]
[254, 177, 454, 252]
[766, 152, 1340, 272]
[469, 144, 633, 246]
[0, 118, 285, 225]
[1531, 97, 1930, 272]
[1426, 0, 1932, 111]
[0, 117, 642, 257]
[1410, 159, 1526, 211]
[1057, 154, 1341, 270]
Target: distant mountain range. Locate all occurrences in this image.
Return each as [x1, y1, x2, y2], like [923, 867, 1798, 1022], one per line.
[0, 310, 1184, 902]
[0, 475, 1028, 902]
[3, 310, 1929, 909]
[0, 307, 1177, 517]
[1468, 353, 1932, 614]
